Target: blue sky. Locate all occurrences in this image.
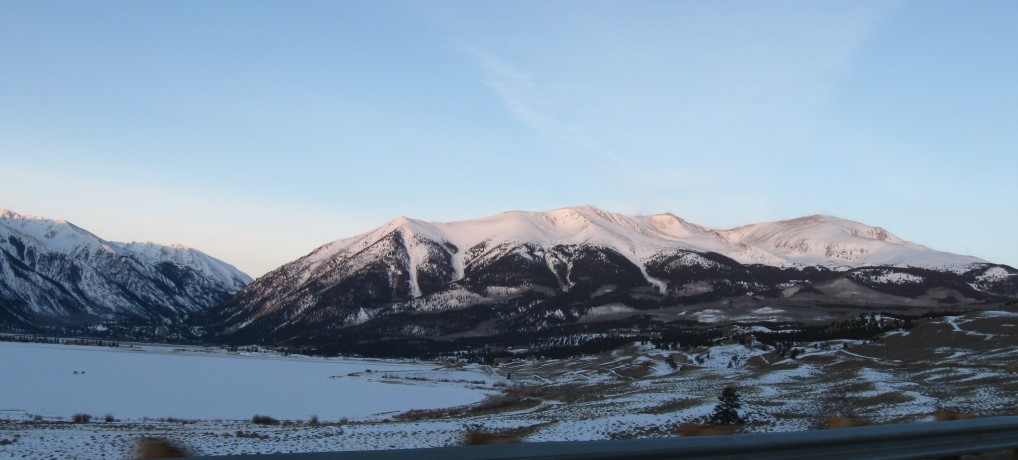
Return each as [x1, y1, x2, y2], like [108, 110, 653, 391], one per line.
[2, 1, 1015, 276]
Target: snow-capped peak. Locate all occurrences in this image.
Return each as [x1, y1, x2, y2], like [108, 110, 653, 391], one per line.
[0, 209, 252, 288]
[0, 208, 105, 254]
[720, 214, 984, 270]
[298, 206, 987, 277]
[722, 214, 903, 245]
[119, 241, 253, 288]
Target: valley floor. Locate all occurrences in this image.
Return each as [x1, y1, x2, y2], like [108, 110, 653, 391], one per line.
[2, 308, 1017, 459]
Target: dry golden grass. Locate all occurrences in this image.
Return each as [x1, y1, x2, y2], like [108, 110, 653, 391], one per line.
[463, 431, 522, 445]
[675, 423, 735, 437]
[826, 417, 873, 429]
[638, 398, 707, 415]
[136, 437, 188, 458]
[935, 410, 979, 422]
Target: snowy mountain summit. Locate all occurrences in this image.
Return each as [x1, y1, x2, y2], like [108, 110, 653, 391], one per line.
[309, 207, 985, 279]
[208, 207, 1015, 348]
[0, 209, 252, 332]
[719, 214, 987, 270]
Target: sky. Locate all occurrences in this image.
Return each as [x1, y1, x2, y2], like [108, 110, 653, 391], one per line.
[1, 1, 1016, 277]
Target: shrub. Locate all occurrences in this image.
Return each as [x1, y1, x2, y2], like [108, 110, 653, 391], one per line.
[676, 423, 734, 437]
[136, 437, 189, 458]
[71, 413, 92, 423]
[935, 410, 977, 422]
[251, 415, 280, 425]
[103, 414, 115, 423]
[827, 417, 872, 429]
[463, 431, 521, 445]
[309, 415, 319, 425]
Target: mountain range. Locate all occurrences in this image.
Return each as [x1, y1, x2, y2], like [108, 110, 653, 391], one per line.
[2, 206, 1015, 354]
[0, 209, 251, 333]
[200, 206, 1017, 354]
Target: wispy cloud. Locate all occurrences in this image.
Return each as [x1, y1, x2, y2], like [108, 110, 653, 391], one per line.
[455, 2, 910, 202]
[463, 47, 606, 155]
[465, 45, 747, 202]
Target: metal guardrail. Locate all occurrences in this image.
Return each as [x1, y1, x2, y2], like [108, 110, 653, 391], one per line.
[190, 416, 1018, 460]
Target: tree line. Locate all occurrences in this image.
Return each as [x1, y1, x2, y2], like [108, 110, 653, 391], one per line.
[0, 334, 120, 348]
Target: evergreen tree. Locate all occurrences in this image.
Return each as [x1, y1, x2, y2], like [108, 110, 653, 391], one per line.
[708, 386, 745, 426]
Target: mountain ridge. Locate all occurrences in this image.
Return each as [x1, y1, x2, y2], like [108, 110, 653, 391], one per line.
[205, 206, 1014, 351]
[0, 208, 253, 332]
[302, 206, 986, 280]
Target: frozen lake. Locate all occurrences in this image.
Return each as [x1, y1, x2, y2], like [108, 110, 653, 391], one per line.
[0, 341, 494, 421]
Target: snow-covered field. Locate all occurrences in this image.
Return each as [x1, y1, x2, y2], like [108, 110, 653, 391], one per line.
[1, 308, 1016, 459]
[0, 342, 495, 422]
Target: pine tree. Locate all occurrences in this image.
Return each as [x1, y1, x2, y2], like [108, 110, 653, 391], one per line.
[708, 386, 745, 426]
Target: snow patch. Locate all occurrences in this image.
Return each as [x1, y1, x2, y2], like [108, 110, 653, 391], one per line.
[977, 310, 1018, 318]
[977, 266, 1013, 282]
[0, 342, 493, 421]
[586, 304, 637, 316]
[692, 309, 725, 323]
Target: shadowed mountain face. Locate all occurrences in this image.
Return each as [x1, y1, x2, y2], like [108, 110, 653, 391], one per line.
[203, 207, 1017, 351]
[0, 210, 252, 332]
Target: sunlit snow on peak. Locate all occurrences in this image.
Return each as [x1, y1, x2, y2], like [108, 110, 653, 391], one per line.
[297, 206, 989, 276]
